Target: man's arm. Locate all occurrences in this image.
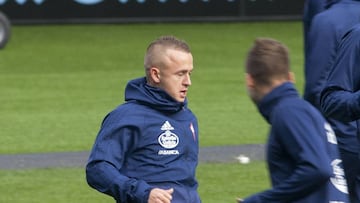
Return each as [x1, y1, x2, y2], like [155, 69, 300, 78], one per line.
[321, 26, 360, 121]
[86, 111, 152, 202]
[241, 107, 332, 203]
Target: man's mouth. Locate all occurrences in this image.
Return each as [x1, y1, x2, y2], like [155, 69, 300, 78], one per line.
[180, 90, 187, 97]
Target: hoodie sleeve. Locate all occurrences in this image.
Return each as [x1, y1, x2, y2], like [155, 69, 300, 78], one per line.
[303, 11, 338, 108]
[86, 111, 152, 203]
[242, 106, 332, 203]
[321, 26, 360, 122]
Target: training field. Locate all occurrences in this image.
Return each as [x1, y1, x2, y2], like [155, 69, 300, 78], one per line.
[0, 21, 303, 202]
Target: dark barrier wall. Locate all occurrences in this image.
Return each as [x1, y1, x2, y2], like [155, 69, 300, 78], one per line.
[0, 0, 305, 24]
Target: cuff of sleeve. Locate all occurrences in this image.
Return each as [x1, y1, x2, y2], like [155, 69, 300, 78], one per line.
[125, 179, 152, 203]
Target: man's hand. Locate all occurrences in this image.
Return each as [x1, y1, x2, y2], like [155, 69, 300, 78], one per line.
[148, 188, 174, 203]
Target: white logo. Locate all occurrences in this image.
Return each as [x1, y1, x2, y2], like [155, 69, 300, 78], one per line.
[325, 122, 337, 144]
[0, 0, 45, 5]
[158, 121, 179, 149]
[330, 159, 348, 194]
[0, 0, 236, 5]
[73, 0, 103, 4]
[161, 121, 174, 131]
[158, 150, 179, 155]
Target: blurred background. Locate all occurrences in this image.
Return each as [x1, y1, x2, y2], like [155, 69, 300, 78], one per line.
[0, 0, 303, 24]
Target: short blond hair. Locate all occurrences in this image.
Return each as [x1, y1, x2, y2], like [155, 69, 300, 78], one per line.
[144, 35, 191, 76]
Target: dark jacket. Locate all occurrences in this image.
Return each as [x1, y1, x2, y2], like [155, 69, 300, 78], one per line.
[303, 0, 340, 59]
[321, 24, 360, 125]
[86, 77, 200, 203]
[304, 0, 360, 110]
[304, 0, 360, 154]
[243, 82, 349, 203]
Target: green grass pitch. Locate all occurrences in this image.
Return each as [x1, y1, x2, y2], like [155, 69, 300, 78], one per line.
[0, 21, 303, 202]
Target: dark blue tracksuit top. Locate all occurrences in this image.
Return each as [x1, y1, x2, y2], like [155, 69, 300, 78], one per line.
[242, 83, 349, 203]
[303, 0, 337, 60]
[321, 24, 360, 129]
[86, 77, 200, 203]
[304, 0, 360, 109]
[304, 0, 360, 155]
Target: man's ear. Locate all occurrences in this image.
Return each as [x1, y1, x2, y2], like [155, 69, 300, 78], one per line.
[246, 73, 255, 88]
[288, 72, 296, 83]
[150, 67, 161, 83]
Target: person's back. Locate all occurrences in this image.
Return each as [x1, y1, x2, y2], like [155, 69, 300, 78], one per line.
[303, 0, 340, 63]
[303, 0, 327, 60]
[237, 38, 349, 203]
[321, 24, 360, 132]
[304, 0, 360, 108]
[303, 1, 360, 201]
[265, 84, 348, 202]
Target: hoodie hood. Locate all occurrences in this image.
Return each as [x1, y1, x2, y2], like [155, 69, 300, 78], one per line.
[326, 0, 341, 8]
[124, 77, 187, 113]
[326, 0, 360, 8]
[257, 82, 299, 123]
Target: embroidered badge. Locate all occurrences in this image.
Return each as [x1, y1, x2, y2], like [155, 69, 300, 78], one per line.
[158, 121, 179, 155]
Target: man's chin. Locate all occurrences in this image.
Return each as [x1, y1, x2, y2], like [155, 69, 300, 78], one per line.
[177, 97, 186, 103]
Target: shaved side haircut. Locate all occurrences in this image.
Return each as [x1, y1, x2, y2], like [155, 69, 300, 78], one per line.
[144, 35, 191, 77]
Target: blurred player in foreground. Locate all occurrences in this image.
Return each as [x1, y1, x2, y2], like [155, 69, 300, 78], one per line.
[321, 24, 360, 203]
[304, 1, 360, 201]
[236, 38, 349, 203]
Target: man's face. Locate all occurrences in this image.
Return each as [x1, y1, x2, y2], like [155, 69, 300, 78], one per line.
[158, 49, 193, 102]
[245, 73, 261, 105]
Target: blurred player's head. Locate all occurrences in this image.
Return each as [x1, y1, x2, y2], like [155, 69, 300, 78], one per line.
[245, 38, 294, 104]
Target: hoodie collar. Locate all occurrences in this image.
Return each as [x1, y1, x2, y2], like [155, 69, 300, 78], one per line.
[326, 0, 360, 8]
[326, 0, 341, 8]
[257, 82, 299, 123]
[124, 77, 187, 113]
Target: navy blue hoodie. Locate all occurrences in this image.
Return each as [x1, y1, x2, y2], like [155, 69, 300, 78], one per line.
[86, 77, 200, 203]
[321, 24, 360, 126]
[303, 0, 341, 72]
[304, 0, 360, 110]
[303, 0, 360, 171]
[303, 0, 329, 58]
[242, 82, 349, 203]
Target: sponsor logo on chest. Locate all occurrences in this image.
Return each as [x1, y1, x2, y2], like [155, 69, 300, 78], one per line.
[158, 121, 180, 155]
